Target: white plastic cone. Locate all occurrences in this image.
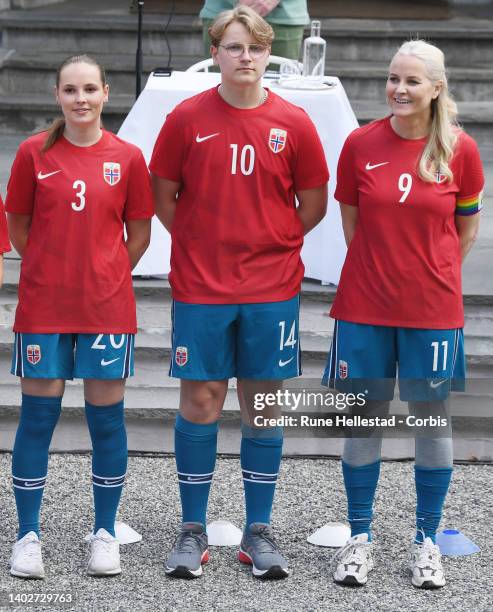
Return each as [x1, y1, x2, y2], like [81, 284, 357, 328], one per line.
[307, 522, 351, 547]
[84, 521, 142, 545]
[206, 520, 242, 546]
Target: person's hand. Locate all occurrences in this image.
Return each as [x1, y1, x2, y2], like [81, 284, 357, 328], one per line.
[238, 0, 281, 17]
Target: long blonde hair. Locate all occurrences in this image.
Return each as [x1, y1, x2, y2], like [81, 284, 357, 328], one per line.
[393, 40, 460, 183]
[42, 54, 106, 153]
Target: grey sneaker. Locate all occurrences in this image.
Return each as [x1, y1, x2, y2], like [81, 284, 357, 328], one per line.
[165, 522, 209, 578]
[239, 523, 289, 579]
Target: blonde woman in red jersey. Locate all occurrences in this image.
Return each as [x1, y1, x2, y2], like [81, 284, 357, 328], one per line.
[0, 195, 10, 287]
[6, 55, 153, 579]
[323, 40, 484, 589]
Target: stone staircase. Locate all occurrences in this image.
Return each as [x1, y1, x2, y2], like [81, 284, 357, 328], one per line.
[1, 257, 492, 461]
[0, 8, 493, 143]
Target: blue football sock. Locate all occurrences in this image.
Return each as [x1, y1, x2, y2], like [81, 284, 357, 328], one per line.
[241, 425, 283, 528]
[342, 460, 381, 541]
[12, 394, 62, 539]
[414, 466, 453, 544]
[85, 400, 127, 537]
[175, 414, 218, 526]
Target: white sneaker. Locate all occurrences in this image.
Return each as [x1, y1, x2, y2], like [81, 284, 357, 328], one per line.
[410, 537, 445, 588]
[10, 531, 45, 579]
[87, 528, 121, 576]
[331, 533, 374, 586]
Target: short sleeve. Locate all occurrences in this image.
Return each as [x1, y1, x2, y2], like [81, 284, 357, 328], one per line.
[124, 149, 155, 221]
[0, 195, 11, 254]
[149, 108, 186, 183]
[293, 110, 329, 191]
[334, 130, 359, 206]
[455, 134, 485, 216]
[5, 144, 36, 216]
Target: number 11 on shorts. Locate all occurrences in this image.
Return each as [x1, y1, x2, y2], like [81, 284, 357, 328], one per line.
[431, 340, 448, 371]
[279, 321, 297, 351]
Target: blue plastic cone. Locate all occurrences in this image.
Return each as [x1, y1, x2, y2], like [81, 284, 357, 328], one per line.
[436, 529, 480, 557]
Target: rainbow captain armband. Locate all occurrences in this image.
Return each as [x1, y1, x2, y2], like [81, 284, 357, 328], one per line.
[456, 191, 483, 216]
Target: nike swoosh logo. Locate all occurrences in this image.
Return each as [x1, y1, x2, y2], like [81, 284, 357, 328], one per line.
[365, 162, 389, 171]
[38, 170, 61, 180]
[104, 479, 123, 485]
[249, 475, 272, 480]
[187, 476, 208, 482]
[196, 133, 219, 143]
[279, 357, 294, 367]
[430, 379, 447, 389]
[101, 358, 120, 366]
[24, 481, 43, 487]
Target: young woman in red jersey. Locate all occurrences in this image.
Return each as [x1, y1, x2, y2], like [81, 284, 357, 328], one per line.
[151, 6, 328, 579]
[324, 40, 484, 589]
[0, 195, 10, 287]
[6, 55, 153, 579]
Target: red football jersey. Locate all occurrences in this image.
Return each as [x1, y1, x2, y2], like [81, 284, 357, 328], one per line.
[0, 195, 10, 254]
[6, 130, 154, 333]
[331, 117, 484, 329]
[150, 87, 329, 304]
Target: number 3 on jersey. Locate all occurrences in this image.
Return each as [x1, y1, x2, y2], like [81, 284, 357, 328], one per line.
[72, 180, 86, 211]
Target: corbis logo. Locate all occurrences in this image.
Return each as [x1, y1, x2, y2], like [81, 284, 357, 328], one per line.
[26, 344, 41, 365]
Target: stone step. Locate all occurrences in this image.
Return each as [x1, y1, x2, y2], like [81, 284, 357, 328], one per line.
[2, 11, 493, 65]
[1, 411, 491, 460]
[2, 291, 493, 359]
[0, 52, 203, 96]
[331, 60, 493, 103]
[0, 377, 492, 417]
[2, 49, 491, 101]
[352, 99, 493, 150]
[0, 91, 131, 134]
[1, 88, 492, 146]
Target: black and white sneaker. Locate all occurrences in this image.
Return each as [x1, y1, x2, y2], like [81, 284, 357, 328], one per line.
[410, 537, 445, 589]
[331, 533, 374, 586]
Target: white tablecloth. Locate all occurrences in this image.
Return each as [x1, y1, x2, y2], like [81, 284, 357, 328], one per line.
[118, 71, 358, 283]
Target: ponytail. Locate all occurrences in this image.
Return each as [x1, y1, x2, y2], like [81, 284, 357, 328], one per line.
[42, 117, 66, 153]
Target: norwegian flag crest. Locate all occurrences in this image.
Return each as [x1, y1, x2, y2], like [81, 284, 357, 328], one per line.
[103, 162, 121, 186]
[27, 344, 42, 365]
[175, 346, 188, 367]
[339, 360, 348, 380]
[269, 128, 287, 154]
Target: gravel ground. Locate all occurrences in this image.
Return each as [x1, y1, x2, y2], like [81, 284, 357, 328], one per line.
[0, 453, 491, 612]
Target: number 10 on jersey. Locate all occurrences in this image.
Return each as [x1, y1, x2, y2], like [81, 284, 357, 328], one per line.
[230, 144, 255, 176]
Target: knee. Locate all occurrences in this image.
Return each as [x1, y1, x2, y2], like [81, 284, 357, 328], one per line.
[180, 381, 226, 423]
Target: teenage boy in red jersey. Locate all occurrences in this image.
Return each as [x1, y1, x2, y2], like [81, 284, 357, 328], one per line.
[0, 195, 11, 287]
[151, 6, 329, 579]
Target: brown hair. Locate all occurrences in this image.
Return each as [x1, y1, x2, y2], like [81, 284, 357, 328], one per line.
[42, 54, 107, 153]
[208, 6, 274, 48]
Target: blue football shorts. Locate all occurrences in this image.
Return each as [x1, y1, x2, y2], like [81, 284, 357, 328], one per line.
[169, 295, 301, 380]
[11, 333, 135, 380]
[322, 320, 465, 401]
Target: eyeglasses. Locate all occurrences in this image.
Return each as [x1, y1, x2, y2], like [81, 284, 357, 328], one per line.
[218, 43, 269, 59]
